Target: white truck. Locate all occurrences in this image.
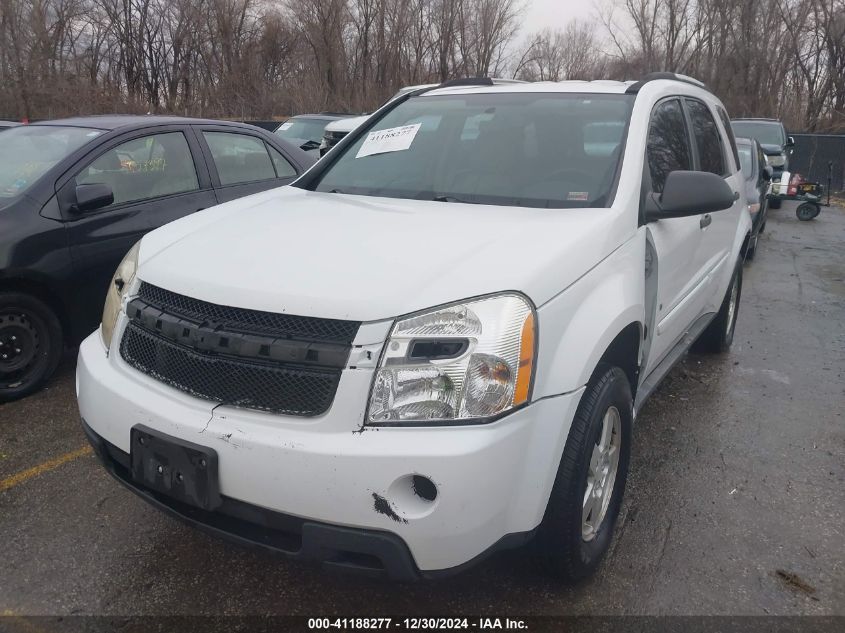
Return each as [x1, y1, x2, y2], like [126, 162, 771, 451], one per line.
[78, 73, 751, 581]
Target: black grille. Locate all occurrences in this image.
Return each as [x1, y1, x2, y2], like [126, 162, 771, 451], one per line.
[120, 323, 340, 416]
[137, 282, 359, 343]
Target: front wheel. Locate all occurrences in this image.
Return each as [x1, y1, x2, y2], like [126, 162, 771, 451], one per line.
[533, 365, 632, 581]
[697, 261, 742, 353]
[0, 292, 64, 402]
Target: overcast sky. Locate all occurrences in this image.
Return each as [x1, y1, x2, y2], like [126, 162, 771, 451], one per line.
[521, 0, 600, 35]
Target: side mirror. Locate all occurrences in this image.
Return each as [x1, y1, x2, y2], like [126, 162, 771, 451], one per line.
[73, 183, 114, 213]
[645, 171, 735, 222]
[786, 136, 795, 147]
[763, 165, 774, 181]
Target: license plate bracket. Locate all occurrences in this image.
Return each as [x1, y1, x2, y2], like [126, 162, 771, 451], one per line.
[130, 424, 221, 510]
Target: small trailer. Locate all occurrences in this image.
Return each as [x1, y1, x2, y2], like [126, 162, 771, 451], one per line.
[769, 164, 833, 221]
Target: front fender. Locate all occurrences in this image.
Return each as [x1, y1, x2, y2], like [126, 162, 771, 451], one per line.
[533, 233, 645, 399]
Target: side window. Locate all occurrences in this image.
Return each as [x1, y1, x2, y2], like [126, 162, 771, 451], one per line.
[687, 100, 726, 176]
[203, 132, 276, 186]
[716, 105, 740, 173]
[268, 146, 297, 178]
[76, 132, 198, 207]
[647, 99, 691, 193]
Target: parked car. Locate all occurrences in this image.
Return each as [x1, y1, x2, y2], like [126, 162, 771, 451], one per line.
[0, 120, 21, 131]
[275, 113, 354, 155]
[735, 137, 772, 260]
[730, 118, 793, 208]
[0, 115, 314, 401]
[319, 84, 440, 155]
[78, 74, 750, 582]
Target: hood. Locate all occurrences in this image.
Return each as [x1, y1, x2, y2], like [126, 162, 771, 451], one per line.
[137, 187, 628, 322]
[760, 143, 784, 155]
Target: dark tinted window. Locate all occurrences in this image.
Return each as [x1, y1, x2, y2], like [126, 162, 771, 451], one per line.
[716, 106, 740, 172]
[687, 100, 725, 176]
[647, 99, 691, 193]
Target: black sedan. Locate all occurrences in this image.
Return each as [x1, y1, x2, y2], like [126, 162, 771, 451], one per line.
[736, 136, 773, 261]
[0, 115, 315, 401]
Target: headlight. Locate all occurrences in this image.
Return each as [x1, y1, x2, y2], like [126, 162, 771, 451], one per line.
[367, 293, 536, 425]
[767, 154, 785, 167]
[101, 241, 140, 349]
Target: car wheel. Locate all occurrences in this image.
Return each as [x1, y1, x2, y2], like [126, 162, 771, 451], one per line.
[697, 261, 742, 354]
[796, 202, 820, 221]
[745, 235, 757, 262]
[0, 292, 64, 402]
[769, 197, 782, 209]
[533, 365, 632, 581]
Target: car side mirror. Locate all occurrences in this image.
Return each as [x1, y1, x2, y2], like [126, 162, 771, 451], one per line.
[762, 165, 774, 181]
[73, 183, 114, 213]
[644, 171, 735, 222]
[786, 136, 795, 147]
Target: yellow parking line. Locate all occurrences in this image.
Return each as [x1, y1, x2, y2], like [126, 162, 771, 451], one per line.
[0, 446, 93, 493]
[0, 610, 51, 633]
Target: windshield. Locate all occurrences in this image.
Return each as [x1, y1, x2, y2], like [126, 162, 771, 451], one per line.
[737, 145, 755, 180]
[731, 121, 785, 147]
[275, 118, 330, 145]
[311, 93, 634, 208]
[0, 125, 103, 198]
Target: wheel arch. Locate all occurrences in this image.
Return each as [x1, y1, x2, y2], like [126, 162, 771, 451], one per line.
[0, 275, 68, 339]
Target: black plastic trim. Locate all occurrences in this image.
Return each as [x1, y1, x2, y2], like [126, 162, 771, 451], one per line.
[81, 419, 534, 581]
[626, 72, 708, 94]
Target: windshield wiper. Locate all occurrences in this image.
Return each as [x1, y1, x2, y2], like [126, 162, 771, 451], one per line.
[433, 195, 479, 204]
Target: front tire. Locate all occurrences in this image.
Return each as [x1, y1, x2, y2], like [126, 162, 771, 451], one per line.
[0, 292, 63, 402]
[533, 365, 632, 581]
[697, 261, 742, 353]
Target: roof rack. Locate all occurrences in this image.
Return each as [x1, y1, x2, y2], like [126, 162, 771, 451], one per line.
[436, 77, 527, 89]
[625, 72, 707, 94]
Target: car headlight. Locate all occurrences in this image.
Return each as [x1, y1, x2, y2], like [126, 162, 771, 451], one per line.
[367, 293, 536, 425]
[768, 154, 785, 167]
[101, 241, 140, 349]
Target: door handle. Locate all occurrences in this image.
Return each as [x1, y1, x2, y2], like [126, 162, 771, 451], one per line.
[733, 191, 740, 201]
[700, 214, 712, 229]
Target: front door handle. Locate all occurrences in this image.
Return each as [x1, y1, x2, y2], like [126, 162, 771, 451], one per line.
[700, 214, 712, 229]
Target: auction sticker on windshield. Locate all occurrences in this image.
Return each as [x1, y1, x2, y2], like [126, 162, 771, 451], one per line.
[356, 123, 421, 158]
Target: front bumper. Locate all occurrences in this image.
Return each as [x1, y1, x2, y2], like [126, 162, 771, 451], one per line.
[77, 330, 583, 577]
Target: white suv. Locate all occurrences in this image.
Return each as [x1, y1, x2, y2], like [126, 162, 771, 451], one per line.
[77, 73, 751, 581]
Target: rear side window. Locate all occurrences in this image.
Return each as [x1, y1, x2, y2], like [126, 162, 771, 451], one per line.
[647, 99, 691, 193]
[716, 106, 740, 172]
[268, 146, 297, 178]
[204, 132, 276, 185]
[686, 100, 726, 176]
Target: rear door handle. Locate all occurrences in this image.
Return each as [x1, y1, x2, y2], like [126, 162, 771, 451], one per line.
[700, 214, 712, 229]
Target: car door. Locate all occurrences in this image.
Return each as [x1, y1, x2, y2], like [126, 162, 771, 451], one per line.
[195, 126, 299, 204]
[57, 127, 216, 337]
[642, 97, 710, 377]
[685, 98, 742, 312]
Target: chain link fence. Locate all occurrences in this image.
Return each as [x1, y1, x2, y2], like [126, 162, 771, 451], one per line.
[791, 134, 845, 193]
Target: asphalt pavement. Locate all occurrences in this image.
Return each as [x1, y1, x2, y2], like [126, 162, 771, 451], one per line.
[1, 201, 843, 617]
